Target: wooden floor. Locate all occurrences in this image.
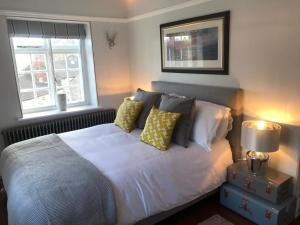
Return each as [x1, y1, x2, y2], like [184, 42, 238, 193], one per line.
[1, 191, 299, 225]
[157, 193, 300, 225]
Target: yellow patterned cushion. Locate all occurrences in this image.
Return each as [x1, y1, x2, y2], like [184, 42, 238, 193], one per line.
[140, 107, 181, 150]
[114, 98, 144, 132]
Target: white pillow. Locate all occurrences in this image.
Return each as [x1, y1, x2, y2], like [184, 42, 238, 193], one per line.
[191, 100, 232, 152]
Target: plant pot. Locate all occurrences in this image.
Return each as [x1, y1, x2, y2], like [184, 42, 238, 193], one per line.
[57, 93, 67, 111]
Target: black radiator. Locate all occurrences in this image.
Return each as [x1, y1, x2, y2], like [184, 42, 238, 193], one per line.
[1, 108, 116, 147]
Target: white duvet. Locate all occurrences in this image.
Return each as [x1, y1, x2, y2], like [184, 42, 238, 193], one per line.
[59, 123, 233, 225]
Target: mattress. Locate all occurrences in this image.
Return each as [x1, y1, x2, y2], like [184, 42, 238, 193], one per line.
[59, 123, 233, 225]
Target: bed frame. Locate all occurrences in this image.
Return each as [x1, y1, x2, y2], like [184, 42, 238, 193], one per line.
[136, 81, 243, 225]
[0, 81, 243, 225]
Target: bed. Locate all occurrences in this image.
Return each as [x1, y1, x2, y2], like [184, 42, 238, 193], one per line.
[0, 81, 243, 225]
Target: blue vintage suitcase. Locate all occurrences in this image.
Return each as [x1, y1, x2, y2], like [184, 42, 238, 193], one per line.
[220, 184, 296, 225]
[227, 162, 292, 204]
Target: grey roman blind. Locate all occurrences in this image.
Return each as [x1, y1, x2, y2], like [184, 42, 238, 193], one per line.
[7, 19, 86, 39]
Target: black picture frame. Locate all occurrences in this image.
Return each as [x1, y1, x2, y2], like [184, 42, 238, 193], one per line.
[160, 11, 230, 75]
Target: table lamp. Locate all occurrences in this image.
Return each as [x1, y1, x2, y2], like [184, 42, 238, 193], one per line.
[241, 120, 281, 175]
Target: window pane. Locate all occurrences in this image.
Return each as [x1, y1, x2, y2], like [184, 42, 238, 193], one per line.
[15, 54, 31, 72]
[13, 37, 46, 49]
[36, 90, 51, 107]
[53, 54, 66, 70]
[68, 70, 80, 86]
[31, 54, 47, 70]
[20, 90, 52, 109]
[55, 71, 68, 86]
[20, 91, 34, 109]
[70, 86, 83, 102]
[20, 91, 34, 102]
[51, 39, 80, 49]
[67, 54, 79, 69]
[18, 73, 33, 89]
[34, 72, 48, 88]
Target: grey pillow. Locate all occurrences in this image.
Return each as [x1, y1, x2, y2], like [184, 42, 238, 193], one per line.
[134, 88, 162, 129]
[159, 94, 195, 147]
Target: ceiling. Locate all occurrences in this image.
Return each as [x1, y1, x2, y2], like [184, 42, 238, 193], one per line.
[0, 0, 194, 18]
[125, 0, 191, 17]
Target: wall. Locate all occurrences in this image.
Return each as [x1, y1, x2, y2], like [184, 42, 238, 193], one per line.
[91, 21, 132, 108]
[0, 19, 131, 151]
[0, 15, 22, 150]
[128, 0, 300, 179]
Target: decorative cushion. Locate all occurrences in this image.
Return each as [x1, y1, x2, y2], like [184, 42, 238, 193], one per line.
[159, 94, 195, 147]
[133, 88, 162, 129]
[114, 98, 144, 132]
[140, 107, 181, 151]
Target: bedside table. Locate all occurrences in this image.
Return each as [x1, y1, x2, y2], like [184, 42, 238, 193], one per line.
[220, 161, 296, 225]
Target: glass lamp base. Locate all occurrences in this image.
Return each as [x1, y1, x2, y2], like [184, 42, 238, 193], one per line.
[246, 151, 269, 175]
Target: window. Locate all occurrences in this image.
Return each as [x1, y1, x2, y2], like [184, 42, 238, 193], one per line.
[11, 37, 87, 113]
[7, 19, 97, 115]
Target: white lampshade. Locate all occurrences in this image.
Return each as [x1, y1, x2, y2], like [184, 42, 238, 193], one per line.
[241, 120, 281, 152]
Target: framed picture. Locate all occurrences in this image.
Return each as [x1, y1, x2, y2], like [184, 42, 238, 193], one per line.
[160, 11, 230, 75]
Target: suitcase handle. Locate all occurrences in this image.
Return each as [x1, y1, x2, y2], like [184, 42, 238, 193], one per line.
[240, 197, 253, 215]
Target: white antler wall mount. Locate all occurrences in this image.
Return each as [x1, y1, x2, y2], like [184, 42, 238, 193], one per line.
[106, 32, 117, 49]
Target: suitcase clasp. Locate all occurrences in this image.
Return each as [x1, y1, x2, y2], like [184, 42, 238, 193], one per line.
[232, 170, 237, 180]
[265, 209, 272, 220]
[240, 197, 253, 215]
[266, 183, 272, 194]
[244, 176, 256, 194]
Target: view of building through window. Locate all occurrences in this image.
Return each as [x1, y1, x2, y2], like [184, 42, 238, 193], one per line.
[12, 37, 86, 113]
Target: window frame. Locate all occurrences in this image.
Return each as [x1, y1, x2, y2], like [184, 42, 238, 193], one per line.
[10, 37, 90, 114]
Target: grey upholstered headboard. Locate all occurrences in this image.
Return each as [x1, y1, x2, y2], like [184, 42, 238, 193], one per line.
[152, 81, 243, 162]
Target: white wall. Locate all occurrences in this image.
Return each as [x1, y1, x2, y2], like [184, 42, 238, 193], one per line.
[0, 16, 23, 150]
[128, 0, 300, 179]
[0, 20, 131, 150]
[91, 21, 132, 108]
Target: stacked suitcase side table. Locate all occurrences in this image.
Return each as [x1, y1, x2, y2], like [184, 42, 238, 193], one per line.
[220, 161, 296, 225]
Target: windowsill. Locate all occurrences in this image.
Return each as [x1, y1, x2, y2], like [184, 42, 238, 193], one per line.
[18, 105, 101, 122]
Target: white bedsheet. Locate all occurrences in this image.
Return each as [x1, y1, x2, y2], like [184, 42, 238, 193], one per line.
[59, 123, 233, 225]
